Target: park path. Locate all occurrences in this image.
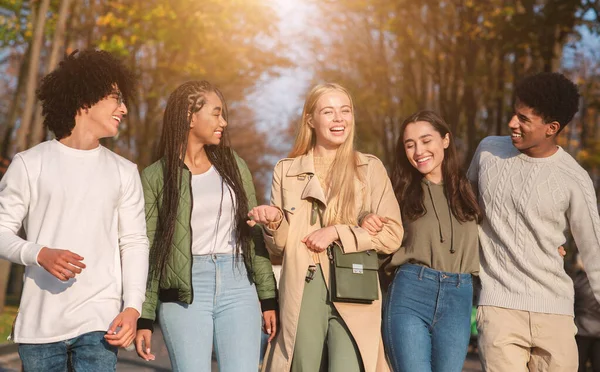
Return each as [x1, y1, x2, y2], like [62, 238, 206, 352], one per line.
[0, 329, 481, 371]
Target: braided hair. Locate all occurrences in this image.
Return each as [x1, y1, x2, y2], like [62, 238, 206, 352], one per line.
[150, 81, 252, 278]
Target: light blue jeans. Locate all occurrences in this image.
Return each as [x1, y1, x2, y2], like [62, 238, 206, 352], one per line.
[159, 254, 262, 372]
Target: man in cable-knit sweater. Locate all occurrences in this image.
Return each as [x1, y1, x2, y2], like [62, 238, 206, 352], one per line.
[468, 72, 600, 372]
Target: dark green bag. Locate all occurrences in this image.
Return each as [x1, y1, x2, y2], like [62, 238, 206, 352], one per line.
[312, 199, 379, 304]
[311, 200, 379, 304]
[327, 242, 380, 304]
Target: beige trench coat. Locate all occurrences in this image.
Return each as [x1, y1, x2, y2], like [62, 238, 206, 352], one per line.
[262, 151, 403, 372]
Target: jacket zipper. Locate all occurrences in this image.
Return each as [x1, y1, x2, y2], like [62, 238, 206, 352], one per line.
[187, 169, 194, 304]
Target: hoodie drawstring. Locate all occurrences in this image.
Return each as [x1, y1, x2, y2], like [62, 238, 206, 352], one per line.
[425, 180, 455, 254]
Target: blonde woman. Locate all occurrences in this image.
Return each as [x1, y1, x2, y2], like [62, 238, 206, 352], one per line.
[248, 83, 403, 372]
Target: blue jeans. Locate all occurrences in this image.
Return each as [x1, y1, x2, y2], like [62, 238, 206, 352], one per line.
[159, 254, 262, 372]
[383, 264, 472, 372]
[18, 331, 117, 372]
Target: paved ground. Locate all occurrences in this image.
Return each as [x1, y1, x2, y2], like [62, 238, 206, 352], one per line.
[0, 328, 218, 372]
[463, 351, 484, 372]
[0, 330, 482, 371]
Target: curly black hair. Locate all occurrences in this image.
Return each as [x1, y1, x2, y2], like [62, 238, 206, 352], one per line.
[36, 49, 136, 139]
[515, 72, 580, 132]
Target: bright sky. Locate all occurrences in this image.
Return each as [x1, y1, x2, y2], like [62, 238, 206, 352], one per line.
[249, 0, 315, 156]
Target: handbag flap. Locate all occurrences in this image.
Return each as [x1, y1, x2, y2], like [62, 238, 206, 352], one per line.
[331, 243, 379, 270]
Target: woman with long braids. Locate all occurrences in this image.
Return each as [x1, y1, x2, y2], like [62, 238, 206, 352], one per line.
[361, 110, 481, 372]
[248, 83, 403, 372]
[133, 81, 278, 371]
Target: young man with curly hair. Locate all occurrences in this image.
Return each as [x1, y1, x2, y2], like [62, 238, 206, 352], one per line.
[0, 50, 149, 371]
[468, 72, 600, 371]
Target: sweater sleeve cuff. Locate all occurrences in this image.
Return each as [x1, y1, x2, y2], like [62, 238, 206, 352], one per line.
[137, 318, 155, 332]
[334, 224, 372, 253]
[27, 243, 45, 267]
[262, 207, 284, 236]
[260, 298, 278, 312]
[123, 296, 145, 316]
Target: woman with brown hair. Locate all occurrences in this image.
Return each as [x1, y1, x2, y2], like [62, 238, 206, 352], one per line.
[362, 110, 481, 372]
[248, 83, 403, 372]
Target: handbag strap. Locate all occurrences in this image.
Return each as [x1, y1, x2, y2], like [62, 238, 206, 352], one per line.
[311, 199, 321, 227]
[311, 199, 336, 262]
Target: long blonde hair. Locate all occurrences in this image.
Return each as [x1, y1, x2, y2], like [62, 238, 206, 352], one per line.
[289, 83, 363, 226]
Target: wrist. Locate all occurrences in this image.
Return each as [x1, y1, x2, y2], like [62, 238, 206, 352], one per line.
[268, 209, 283, 223]
[266, 209, 283, 230]
[137, 318, 154, 332]
[260, 298, 278, 312]
[329, 226, 339, 241]
[36, 246, 48, 265]
[124, 307, 141, 318]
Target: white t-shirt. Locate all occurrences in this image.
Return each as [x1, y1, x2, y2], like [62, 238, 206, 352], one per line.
[0, 140, 149, 343]
[191, 166, 237, 255]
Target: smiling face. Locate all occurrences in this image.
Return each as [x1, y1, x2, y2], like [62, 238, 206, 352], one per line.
[85, 86, 127, 139]
[508, 102, 560, 157]
[188, 91, 227, 146]
[403, 120, 449, 183]
[308, 90, 353, 154]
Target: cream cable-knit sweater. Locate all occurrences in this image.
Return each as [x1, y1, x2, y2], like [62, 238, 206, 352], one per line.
[468, 136, 600, 316]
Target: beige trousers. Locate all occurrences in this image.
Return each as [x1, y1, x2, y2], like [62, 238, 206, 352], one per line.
[477, 305, 578, 372]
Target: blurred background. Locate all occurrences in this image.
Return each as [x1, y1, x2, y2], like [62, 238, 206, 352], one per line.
[0, 0, 599, 370]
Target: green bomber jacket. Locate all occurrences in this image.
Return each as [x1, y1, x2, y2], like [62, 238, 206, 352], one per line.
[137, 152, 277, 331]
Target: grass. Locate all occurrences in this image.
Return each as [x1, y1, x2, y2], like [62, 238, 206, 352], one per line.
[0, 305, 17, 344]
[0, 295, 20, 344]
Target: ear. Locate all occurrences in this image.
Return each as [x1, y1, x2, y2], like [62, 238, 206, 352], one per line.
[306, 114, 314, 128]
[546, 121, 560, 137]
[442, 133, 450, 149]
[188, 111, 195, 128]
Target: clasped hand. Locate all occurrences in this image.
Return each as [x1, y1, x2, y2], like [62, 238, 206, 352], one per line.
[302, 226, 338, 253]
[105, 307, 140, 348]
[247, 205, 282, 228]
[360, 213, 388, 236]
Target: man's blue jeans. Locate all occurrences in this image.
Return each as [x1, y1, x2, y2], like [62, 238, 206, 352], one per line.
[383, 264, 473, 372]
[19, 331, 117, 372]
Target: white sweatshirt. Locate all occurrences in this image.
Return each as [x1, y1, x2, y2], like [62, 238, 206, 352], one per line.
[0, 140, 149, 343]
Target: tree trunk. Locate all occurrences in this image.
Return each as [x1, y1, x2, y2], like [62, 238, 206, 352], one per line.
[30, 0, 73, 146]
[7, 264, 24, 299]
[1, 47, 31, 158]
[15, 0, 51, 152]
[462, 4, 479, 162]
[495, 48, 507, 135]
